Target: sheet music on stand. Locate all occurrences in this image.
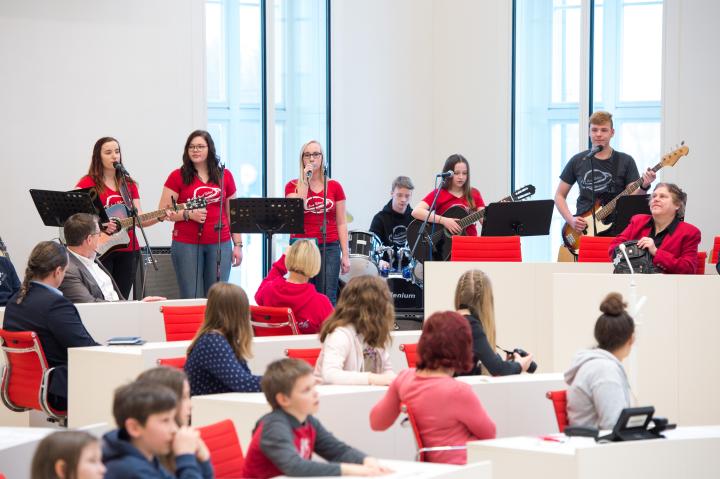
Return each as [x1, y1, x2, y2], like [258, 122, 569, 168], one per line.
[481, 199, 555, 237]
[229, 198, 304, 235]
[29, 188, 109, 227]
[608, 194, 651, 236]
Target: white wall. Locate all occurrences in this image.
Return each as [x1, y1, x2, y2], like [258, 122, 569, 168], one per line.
[331, 0, 512, 232]
[0, 0, 205, 272]
[662, 0, 720, 252]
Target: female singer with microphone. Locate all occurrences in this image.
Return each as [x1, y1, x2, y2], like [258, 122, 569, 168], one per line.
[159, 130, 242, 298]
[285, 140, 349, 305]
[411, 154, 485, 249]
[76, 137, 164, 299]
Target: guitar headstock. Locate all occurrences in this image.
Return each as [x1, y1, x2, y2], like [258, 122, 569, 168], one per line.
[660, 143, 689, 168]
[510, 184, 536, 202]
[186, 197, 208, 210]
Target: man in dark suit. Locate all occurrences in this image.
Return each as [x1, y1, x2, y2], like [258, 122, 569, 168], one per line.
[3, 241, 98, 411]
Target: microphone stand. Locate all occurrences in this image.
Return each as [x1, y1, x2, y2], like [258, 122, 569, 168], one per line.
[409, 176, 442, 261]
[618, 243, 647, 394]
[115, 163, 157, 300]
[214, 161, 226, 283]
[589, 150, 598, 236]
[321, 163, 329, 297]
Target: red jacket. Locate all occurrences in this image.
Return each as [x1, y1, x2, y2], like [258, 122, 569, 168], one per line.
[609, 214, 701, 274]
[254, 255, 333, 334]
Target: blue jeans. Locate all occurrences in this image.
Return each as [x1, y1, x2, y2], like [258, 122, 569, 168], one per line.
[171, 240, 232, 298]
[310, 241, 341, 305]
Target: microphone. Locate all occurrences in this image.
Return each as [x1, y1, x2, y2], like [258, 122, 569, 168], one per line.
[584, 144, 603, 159]
[618, 242, 635, 275]
[436, 171, 454, 179]
[306, 169, 313, 180]
[113, 161, 130, 176]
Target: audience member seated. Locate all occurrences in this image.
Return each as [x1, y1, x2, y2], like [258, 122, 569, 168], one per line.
[102, 381, 213, 478]
[609, 182, 701, 274]
[370, 311, 496, 464]
[565, 292, 634, 430]
[31, 430, 106, 479]
[185, 282, 261, 395]
[59, 213, 165, 303]
[454, 270, 534, 376]
[0, 254, 20, 306]
[255, 239, 333, 334]
[3, 241, 98, 410]
[242, 358, 391, 478]
[137, 367, 212, 477]
[314, 276, 396, 385]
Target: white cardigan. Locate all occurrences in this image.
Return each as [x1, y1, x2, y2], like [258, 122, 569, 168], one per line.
[314, 324, 393, 385]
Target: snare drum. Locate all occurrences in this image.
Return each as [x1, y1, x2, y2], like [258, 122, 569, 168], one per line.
[339, 230, 381, 283]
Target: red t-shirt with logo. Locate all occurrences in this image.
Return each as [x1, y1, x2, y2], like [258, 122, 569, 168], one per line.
[421, 187, 485, 237]
[163, 168, 237, 244]
[76, 176, 140, 252]
[284, 179, 345, 244]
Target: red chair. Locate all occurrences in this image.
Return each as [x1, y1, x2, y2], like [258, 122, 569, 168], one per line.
[250, 306, 299, 336]
[401, 402, 466, 462]
[577, 235, 616, 263]
[450, 236, 522, 262]
[0, 329, 67, 425]
[197, 419, 244, 478]
[711, 236, 720, 264]
[696, 251, 707, 275]
[284, 348, 321, 367]
[161, 305, 206, 341]
[399, 343, 419, 368]
[546, 390, 568, 433]
[157, 357, 186, 369]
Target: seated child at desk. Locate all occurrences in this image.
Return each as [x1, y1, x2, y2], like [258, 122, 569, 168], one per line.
[32, 430, 106, 479]
[242, 358, 391, 478]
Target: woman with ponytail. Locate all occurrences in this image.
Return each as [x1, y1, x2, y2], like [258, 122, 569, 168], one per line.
[564, 292, 635, 429]
[3, 241, 97, 410]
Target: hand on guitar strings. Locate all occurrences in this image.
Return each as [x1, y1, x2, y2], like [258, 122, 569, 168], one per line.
[102, 221, 118, 235]
[569, 215, 588, 233]
[441, 216, 463, 235]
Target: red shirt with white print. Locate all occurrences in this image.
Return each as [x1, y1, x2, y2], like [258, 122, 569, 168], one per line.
[163, 168, 236, 244]
[285, 179, 346, 244]
[421, 187, 485, 237]
[76, 175, 140, 252]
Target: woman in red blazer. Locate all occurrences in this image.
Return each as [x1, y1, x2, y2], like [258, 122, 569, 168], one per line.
[609, 183, 700, 274]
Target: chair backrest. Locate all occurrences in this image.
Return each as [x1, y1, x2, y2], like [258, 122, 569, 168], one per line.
[157, 357, 187, 369]
[160, 305, 206, 341]
[401, 402, 466, 462]
[712, 236, 720, 264]
[577, 235, 616, 263]
[197, 419, 244, 478]
[399, 343, 419, 368]
[284, 348, 321, 367]
[450, 236, 522, 262]
[545, 390, 568, 433]
[250, 306, 299, 336]
[696, 251, 707, 275]
[0, 329, 66, 421]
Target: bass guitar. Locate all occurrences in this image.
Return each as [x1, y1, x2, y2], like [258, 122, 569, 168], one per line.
[561, 144, 689, 256]
[59, 197, 207, 258]
[407, 184, 536, 263]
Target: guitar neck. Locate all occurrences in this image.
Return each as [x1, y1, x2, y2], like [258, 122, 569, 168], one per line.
[430, 193, 513, 242]
[117, 204, 188, 229]
[596, 161, 663, 221]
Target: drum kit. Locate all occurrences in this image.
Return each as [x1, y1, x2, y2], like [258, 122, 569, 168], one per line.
[339, 230, 424, 318]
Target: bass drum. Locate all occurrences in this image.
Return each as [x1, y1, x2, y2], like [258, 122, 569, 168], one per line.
[339, 230, 380, 284]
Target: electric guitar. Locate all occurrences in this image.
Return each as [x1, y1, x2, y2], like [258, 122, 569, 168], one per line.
[561, 144, 689, 256]
[59, 197, 207, 258]
[407, 184, 536, 263]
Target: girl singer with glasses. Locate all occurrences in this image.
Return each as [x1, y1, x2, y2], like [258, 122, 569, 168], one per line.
[159, 130, 243, 298]
[285, 140, 349, 305]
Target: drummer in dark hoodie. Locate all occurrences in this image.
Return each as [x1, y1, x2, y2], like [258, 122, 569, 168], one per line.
[255, 239, 333, 334]
[369, 176, 414, 271]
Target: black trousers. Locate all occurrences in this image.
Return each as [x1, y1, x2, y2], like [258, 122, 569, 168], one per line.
[100, 250, 140, 299]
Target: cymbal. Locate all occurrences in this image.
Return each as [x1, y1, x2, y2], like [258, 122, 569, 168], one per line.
[346, 211, 354, 223]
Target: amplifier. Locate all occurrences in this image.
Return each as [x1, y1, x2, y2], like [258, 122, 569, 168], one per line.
[135, 247, 181, 299]
[387, 275, 423, 329]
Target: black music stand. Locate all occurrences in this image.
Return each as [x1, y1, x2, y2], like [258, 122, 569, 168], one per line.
[230, 198, 305, 272]
[608, 194, 651, 236]
[29, 189, 108, 227]
[481, 199, 555, 236]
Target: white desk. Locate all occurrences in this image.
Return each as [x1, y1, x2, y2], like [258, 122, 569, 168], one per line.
[553, 273, 720, 425]
[191, 373, 565, 461]
[67, 331, 422, 428]
[277, 459, 492, 479]
[467, 426, 720, 479]
[424, 262, 610, 370]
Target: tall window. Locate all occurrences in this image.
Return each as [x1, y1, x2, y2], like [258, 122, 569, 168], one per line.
[206, 0, 328, 294]
[513, 0, 663, 260]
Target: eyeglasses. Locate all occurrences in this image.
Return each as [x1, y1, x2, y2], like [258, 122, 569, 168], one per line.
[302, 152, 322, 159]
[188, 145, 208, 151]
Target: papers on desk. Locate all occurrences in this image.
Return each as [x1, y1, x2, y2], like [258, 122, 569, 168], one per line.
[107, 336, 145, 345]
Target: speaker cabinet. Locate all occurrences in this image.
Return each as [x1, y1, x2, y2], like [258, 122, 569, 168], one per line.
[135, 247, 180, 299]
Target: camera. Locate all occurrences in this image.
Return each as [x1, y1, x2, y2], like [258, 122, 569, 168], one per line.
[507, 347, 537, 374]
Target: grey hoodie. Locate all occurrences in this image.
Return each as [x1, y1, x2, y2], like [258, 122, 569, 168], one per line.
[564, 348, 631, 430]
